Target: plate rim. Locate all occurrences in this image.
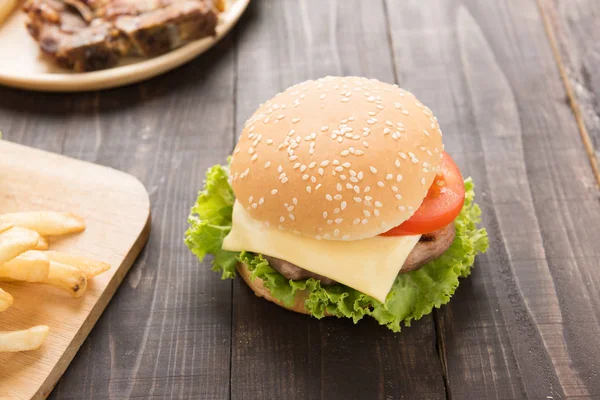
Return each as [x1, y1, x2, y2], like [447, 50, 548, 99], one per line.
[0, 0, 250, 92]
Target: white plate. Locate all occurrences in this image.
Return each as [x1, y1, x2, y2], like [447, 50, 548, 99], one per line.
[0, 0, 250, 92]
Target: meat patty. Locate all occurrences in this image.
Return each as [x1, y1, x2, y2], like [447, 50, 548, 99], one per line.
[266, 223, 456, 285]
[23, 0, 220, 71]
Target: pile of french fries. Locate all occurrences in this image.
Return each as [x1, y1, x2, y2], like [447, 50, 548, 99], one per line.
[0, 212, 110, 352]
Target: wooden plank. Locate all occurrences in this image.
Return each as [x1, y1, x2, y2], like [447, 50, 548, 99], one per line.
[0, 36, 237, 399]
[231, 1, 446, 399]
[0, 141, 150, 400]
[385, 0, 600, 398]
[538, 0, 600, 183]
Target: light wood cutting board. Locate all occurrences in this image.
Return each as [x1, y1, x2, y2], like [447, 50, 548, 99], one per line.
[0, 141, 151, 399]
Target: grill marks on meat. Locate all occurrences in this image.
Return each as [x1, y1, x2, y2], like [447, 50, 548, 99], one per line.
[266, 223, 456, 286]
[23, 0, 220, 71]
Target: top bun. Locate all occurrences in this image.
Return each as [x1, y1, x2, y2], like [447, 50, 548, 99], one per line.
[229, 76, 444, 241]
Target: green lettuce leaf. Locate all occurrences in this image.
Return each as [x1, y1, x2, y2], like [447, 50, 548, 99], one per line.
[185, 164, 488, 332]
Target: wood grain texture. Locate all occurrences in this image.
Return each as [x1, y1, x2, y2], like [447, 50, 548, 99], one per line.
[0, 141, 150, 399]
[385, 0, 600, 398]
[0, 35, 237, 399]
[539, 0, 600, 181]
[231, 1, 446, 399]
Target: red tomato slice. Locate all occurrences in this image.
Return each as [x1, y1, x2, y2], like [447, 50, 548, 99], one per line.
[381, 152, 465, 236]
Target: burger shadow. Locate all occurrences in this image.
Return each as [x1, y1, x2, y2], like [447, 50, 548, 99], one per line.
[234, 279, 454, 394]
[0, 5, 256, 116]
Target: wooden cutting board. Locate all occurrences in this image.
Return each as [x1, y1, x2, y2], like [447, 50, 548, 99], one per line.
[0, 141, 151, 399]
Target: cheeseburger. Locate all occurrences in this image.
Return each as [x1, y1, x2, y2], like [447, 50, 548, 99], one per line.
[186, 76, 488, 332]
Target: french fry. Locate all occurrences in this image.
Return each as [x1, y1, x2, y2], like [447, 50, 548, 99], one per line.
[44, 251, 110, 278]
[0, 212, 85, 236]
[0, 288, 13, 312]
[34, 236, 49, 250]
[0, 227, 41, 264]
[0, 251, 50, 282]
[45, 261, 87, 298]
[0, 223, 13, 234]
[0, 326, 49, 352]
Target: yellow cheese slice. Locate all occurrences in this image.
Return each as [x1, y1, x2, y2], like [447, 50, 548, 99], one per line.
[223, 201, 421, 302]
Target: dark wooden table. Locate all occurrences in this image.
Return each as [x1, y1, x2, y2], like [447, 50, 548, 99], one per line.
[2, 1, 600, 399]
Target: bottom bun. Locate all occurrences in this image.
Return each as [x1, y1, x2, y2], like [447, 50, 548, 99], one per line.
[237, 263, 331, 316]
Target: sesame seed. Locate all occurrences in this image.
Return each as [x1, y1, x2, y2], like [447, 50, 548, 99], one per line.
[346, 183, 353, 189]
[335, 166, 344, 172]
[363, 141, 369, 148]
[287, 205, 294, 212]
[336, 183, 343, 191]
[265, 161, 272, 168]
[318, 168, 324, 176]
[394, 103, 401, 109]
[350, 176, 358, 183]
[395, 159, 401, 168]
[354, 197, 362, 203]
[263, 117, 270, 123]
[271, 189, 278, 195]
[334, 229, 340, 237]
[340, 175, 346, 180]
[369, 166, 378, 173]
[399, 152, 407, 159]
[353, 218, 361, 225]
[368, 111, 376, 116]
[335, 218, 343, 224]
[320, 160, 330, 167]
[343, 162, 351, 168]
[311, 176, 317, 183]
[306, 186, 312, 193]
[353, 186, 360, 193]
[323, 212, 328, 218]
[333, 208, 340, 214]
[386, 121, 393, 126]
[300, 165, 307, 172]
[259, 197, 265, 205]
[421, 177, 426, 185]
[398, 206, 406, 211]
[336, 137, 343, 143]
[357, 171, 364, 180]
[327, 219, 333, 225]
[340, 150, 350, 156]
[334, 194, 342, 200]
[341, 201, 347, 210]
[377, 181, 385, 187]
[395, 194, 402, 200]
[326, 194, 333, 201]
[361, 219, 368, 224]
[375, 201, 383, 208]
[423, 129, 430, 136]
[321, 126, 329, 132]
[302, 174, 309, 180]
[281, 177, 289, 183]
[363, 210, 371, 217]
[396, 174, 403, 182]
[374, 209, 380, 217]
[391, 186, 398, 192]
[277, 165, 283, 173]
[290, 155, 298, 161]
[355, 150, 364, 156]
[364, 186, 371, 193]
[280, 216, 285, 222]
[277, 114, 285, 120]
[377, 105, 384, 110]
[402, 110, 409, 115]
[289, 213, 296, 220]
[292, 118, 300, 124]
[386, 174, 393, 180]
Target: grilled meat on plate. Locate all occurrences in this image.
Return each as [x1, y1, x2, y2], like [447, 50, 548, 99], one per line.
[23, 0, 222, 71]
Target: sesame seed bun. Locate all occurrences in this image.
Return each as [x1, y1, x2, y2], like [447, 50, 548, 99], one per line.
[230, 76, 444, 241]
[236, 263, 331, 316]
